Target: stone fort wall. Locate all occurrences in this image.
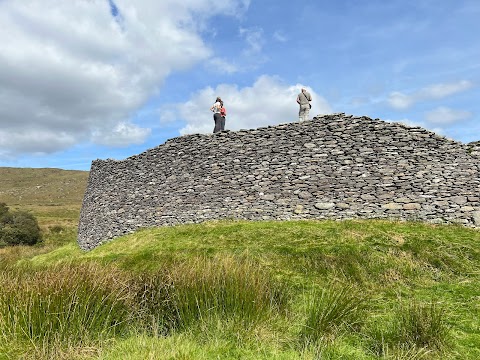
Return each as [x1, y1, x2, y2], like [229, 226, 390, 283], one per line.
[78, 113, 480, 250]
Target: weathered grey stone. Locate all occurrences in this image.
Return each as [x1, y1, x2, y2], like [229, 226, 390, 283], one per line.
[450, 196, 468, 205]
[262, 194, 275, 201]
[403, 203, 421, 210]
[382, 203, 403, 210]
[298, 191, 313, 199]
[315, 203, 335, 210]
[77, 114, 480, 251]
[360, 194, 376, 201]
[473, 211, 480, 226]
[294, 205, 304, 214]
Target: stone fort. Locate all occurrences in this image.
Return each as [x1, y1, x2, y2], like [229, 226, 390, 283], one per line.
[78, 113, 480, 250]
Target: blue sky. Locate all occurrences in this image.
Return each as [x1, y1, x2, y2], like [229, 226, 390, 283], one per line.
[0, 0, 478, 170]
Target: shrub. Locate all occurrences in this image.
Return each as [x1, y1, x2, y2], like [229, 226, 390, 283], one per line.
[0, 206, 42, 246]
[0, 203, 13, 225]
[0, 203, 9, 217]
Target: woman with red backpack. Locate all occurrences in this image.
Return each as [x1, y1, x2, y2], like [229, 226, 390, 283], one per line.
[210, 97, 226, 133]
[210, 96, 223, 133]
[220, 100, 227, 131]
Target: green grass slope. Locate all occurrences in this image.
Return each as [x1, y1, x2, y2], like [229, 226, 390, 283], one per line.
[4, 219, 478, 360]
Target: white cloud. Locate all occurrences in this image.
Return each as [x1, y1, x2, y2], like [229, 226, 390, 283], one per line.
[206, 26, 268, 73]
[0, 0, 249, 158]
[387, 80, 474, 110]
[207, 57, 239, 74]
[239, 27, 265, 56]
[160, 75, 332, 135]
[92, 122, 151, 147]
[420, 80, 474, 98]
[273, 30, 288, 42]
[385, 118, 417, 128]
[386, 92, 413, 110]
[424, 106, 472, 125]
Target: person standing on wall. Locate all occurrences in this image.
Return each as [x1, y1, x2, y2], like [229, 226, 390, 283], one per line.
[296, 87, 312, 122]
[210, 96, 223, 133]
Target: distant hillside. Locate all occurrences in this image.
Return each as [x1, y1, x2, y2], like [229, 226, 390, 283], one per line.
[0, 167, 88, 206]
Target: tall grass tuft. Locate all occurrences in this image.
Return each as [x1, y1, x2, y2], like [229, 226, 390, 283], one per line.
[133, 272, 178, 336]
[365, 300, 450, 357]
[0, 263, 135, 347]
[396, 300, 450, 352]
[299, 283, 365, 347]
[153, 255, 288, 331]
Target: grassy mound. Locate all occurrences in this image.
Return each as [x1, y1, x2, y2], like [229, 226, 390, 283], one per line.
[1, 219, 479, 359]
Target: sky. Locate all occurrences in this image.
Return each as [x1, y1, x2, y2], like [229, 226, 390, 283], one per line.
[0, 0, 479, 171]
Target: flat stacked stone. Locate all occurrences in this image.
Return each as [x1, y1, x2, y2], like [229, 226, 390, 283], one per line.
[78, 114, 479, 250]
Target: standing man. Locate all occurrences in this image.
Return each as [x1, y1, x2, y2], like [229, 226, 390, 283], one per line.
[296, 87, 312, 122]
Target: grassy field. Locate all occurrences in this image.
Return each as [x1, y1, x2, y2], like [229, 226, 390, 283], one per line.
[0, 167, 479, 359]
[0, 167, 88, 228]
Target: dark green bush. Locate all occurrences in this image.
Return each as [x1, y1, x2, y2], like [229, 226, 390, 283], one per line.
[0, 203, 42, 246]
[0, 203, 12, 224]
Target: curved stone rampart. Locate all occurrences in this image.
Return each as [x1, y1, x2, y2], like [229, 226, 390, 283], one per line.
[78, 114, 479, 250]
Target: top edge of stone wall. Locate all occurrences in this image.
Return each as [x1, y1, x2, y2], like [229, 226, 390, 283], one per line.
[91, 113, 473, 165]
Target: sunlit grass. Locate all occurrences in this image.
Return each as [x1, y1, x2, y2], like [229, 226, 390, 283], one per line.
[2, 219, 479, 359]
[1, 255, 290, 359]
[299, 283, 366, 347]
[364, 299, 451, 358]
[0, 264, 134, 346]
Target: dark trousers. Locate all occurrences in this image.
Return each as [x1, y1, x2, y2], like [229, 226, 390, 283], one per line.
[213, 113, 223, 133]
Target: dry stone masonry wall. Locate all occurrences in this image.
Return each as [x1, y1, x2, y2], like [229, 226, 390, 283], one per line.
[78, 114, 480, 250]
